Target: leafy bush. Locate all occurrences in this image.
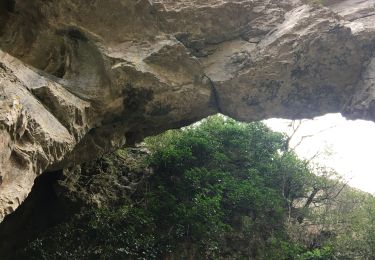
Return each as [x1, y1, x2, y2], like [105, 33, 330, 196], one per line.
[20, 116, 334, 259]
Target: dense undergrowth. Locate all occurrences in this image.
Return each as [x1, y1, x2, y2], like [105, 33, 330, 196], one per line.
[16, 116, 375, 259]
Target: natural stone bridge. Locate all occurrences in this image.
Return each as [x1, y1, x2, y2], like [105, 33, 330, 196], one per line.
[0, 0, 375, 221]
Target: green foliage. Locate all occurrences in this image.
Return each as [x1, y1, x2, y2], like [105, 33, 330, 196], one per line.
[20, 115, 351, 259]
[144, 117, 294, 257]
[23, 206, 159, 260]
[309, 186, 375, 260]
[298, 247, 335, 260]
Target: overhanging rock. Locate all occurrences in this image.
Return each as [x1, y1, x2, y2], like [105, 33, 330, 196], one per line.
[0, 0, 375, 221]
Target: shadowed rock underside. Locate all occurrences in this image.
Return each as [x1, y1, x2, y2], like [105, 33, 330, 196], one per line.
[0, 0, 375, 221]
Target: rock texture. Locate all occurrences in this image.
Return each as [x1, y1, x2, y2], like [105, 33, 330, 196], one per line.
[0, 0, 375, 221]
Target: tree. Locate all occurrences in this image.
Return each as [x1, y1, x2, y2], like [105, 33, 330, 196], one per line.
[21, 115, 341, 259]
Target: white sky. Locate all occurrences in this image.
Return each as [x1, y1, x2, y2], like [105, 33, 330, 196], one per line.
[264, 114, 375, 194]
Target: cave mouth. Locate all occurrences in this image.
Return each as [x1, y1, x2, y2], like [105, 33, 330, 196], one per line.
[1, 113, 375, 259]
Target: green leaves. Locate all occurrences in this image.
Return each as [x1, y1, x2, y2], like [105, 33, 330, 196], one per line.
[143, 115, 309, 257]
[22, 115, 336, 259]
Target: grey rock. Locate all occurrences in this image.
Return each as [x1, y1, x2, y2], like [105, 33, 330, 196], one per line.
[0, 0, 375, 221]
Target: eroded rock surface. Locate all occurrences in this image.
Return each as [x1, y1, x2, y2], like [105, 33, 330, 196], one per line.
[0, 0, 375, 221]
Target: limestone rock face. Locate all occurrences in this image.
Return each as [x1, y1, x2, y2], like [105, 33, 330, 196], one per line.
[0, 0, 375, 221]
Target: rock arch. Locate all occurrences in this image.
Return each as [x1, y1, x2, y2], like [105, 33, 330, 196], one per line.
[0, 0, 374, 221]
